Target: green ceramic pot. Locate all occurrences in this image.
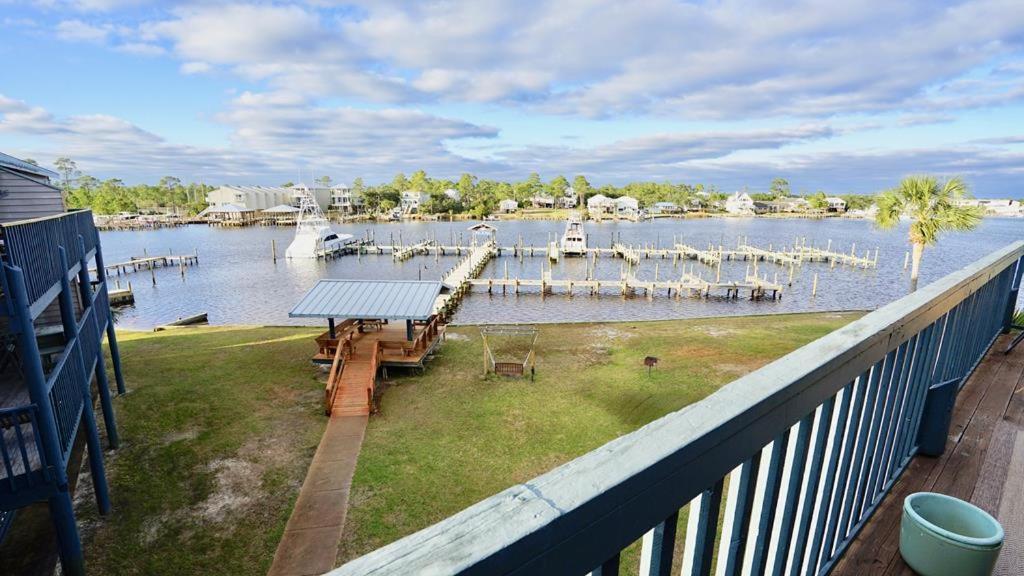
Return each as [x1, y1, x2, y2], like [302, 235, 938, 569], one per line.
[900, 492, 1003, 576]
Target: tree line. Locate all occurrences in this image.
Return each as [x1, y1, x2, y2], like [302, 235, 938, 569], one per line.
[46, 157, 875, 216]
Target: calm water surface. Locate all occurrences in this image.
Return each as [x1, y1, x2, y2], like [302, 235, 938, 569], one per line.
[99, 218, 1023, 329]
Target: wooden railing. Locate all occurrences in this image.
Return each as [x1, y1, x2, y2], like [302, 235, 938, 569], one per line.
[0, 210, 98, 318]
[412, 315, 444, 352]
[324, 335, 352, 415]
[367, 341, 382, 412]
[330, 240, 1024, 576]
[0, 405, 48, 491]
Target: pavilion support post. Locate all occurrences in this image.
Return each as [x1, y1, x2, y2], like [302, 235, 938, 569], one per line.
[406, 319, 414, 341]
[328, 318, 336, 339]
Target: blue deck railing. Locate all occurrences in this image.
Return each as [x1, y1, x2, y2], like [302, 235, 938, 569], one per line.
[0, 404, 48, 491]
[0, 210, 98, 318]
[0, 210, 123, 574]
[45, 336, 87, 462]
[331, 240, 1024, 576]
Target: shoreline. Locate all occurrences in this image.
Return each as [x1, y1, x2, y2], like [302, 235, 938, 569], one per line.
[113, 308, 872, 333]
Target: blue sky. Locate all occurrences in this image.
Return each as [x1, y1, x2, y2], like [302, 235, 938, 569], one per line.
[1, 1, 1023, 196]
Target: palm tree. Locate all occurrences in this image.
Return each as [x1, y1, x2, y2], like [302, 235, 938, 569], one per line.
[875, 176, 984, 290]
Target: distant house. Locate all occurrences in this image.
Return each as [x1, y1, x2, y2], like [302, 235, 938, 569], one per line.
[0, 151, 63, 223]
[958, 198, 1023, 217]
[206, 185, 286, 211]
[650, 201, 680, 215]
[401, 190, 430, 213]
[197, 203, 258, 224]
[531, 194, 555, 208]
[560, 186, 578, 208]
[587, 194, 615, 214]
[762, 197, 810, 214]
[725, 192, 755, 214]
[443, 188, 461, 202]
[616, 196, 640, 215]
[330, 184, 364, 214]
[498, 198, 519, 213]
[824, 197, 847, 213]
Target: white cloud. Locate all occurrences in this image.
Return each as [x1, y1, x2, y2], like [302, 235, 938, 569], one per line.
[55, 18, 111, 42]
[46, 0, 1024, 119]
[180, 61, 211, 75]
[114, 41, 164, 56]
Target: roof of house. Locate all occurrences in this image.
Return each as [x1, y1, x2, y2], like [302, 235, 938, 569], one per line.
[198, 203, 255, 216]
[262, 204, 301, 213]
[0, 152, 59, 179]
[289, 280, 443, 321]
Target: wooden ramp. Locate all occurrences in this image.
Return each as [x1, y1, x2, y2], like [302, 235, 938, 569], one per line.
[331, 358, 374, 416]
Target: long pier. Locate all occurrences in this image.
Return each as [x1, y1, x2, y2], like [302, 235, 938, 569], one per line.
[361, 240, 875, 269]
[95, 253, 199, 277]
[435, 241, 498, 316]
[468, 258, 784, 300]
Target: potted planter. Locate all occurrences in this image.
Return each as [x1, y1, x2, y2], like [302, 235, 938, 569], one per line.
[901, 492, 1003, 576]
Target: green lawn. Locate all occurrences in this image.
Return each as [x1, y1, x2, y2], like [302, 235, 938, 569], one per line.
[77, 326, 326, 576]
[337, 311, 863, 568]
[69, 312, 861, 575]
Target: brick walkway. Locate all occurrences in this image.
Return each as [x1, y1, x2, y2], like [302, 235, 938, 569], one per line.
[268, 415, 367, 576]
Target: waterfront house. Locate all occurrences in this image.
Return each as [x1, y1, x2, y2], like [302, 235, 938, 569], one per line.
[615, 196, 640, 216]
[763, 197, 811, 213]
[530, 194, 555, 209]
[204, 185, 330, 213]
[328, 241, 1024, 576]
[498, 198, 519, 213]
[401, 190, 429, 214]
[197, 203, 258, 225]
[957, 198, 1024, 217]
[560, 187, 578, 208]
[205, 185, 286, 211]
[329, 184, 364, 215]
[586, 194, 616, 214]
[0, 153, 125, 575]
[724, 191, 755, 214]
[650, 201, 680, 214]
[825, 196, 848, 212]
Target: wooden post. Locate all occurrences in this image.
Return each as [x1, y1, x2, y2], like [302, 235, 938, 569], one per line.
[904, 251, 910, 270]
[272, 239, 277, 262]
[812, 273, 818, 297]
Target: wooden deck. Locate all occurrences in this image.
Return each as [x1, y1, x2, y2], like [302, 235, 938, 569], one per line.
[317, 319, 445, 417]
[833, 333, 1024, 576]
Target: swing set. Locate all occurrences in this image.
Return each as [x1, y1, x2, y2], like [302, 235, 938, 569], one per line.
[480, 326, 539, 379]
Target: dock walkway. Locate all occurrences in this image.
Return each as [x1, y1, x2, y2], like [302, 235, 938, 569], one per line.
[95, 253, 198, 277]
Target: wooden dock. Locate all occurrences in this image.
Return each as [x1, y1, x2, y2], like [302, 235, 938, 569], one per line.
[436, 241, 497, 316]
[468, 264, 784, 300]
[96, 253, 199, 276]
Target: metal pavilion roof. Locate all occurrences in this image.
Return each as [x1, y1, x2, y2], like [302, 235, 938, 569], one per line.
[289, 280, 443, 321]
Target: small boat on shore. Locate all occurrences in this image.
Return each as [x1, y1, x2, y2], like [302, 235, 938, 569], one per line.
[560, 212, 587, 256]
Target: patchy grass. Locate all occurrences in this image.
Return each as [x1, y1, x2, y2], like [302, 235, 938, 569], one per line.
[77, 326, 326, 576]
[337, 311, 863, 567]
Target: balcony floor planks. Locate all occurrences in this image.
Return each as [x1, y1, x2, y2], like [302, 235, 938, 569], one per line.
[833, 334, 1024, 576]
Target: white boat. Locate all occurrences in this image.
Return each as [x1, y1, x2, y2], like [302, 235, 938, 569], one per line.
[285, 184, 353, 258]
[560, 212, 587, 256]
